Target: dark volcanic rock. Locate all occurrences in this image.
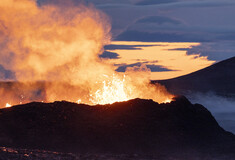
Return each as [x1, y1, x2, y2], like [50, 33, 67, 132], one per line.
[154, 56, 235, 97]
[0, 97, 234, 159]
[0, 147, 78, 160]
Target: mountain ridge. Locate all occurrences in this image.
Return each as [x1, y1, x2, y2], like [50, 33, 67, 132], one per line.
[154, 56, 235, 97]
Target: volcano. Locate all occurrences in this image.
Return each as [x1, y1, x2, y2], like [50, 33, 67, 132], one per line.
[0, 97, 234, 159]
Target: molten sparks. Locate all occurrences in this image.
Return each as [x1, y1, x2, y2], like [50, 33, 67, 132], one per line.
[89, 74, 173, 105]
[5, 103, 12, 108]
[163, 98, 172, 104]
[90, 74, 132, 105]
[76, 99, 82, 104]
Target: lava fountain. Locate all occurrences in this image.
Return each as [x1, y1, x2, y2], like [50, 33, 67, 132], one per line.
[0, 0, 173, 108]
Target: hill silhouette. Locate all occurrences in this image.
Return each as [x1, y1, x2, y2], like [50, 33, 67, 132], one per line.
[154, 56, 235, 97]
[0, 97, 234, 159]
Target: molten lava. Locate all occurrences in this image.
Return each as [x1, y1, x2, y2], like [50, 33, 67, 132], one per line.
[87, 73, 173, 105]
[89, 74, 129, 105]
[163, 99, 172, 104]
[5, 103, 12, 108]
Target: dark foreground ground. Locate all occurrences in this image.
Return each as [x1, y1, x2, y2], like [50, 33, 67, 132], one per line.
[0, 96, 235, 159]
[0, 146, 234, 160]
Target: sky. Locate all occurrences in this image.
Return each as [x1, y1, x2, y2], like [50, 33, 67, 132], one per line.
[85, 0, 235, 79]
[104, 41, 215, 80]
[1, 0, 235, 80]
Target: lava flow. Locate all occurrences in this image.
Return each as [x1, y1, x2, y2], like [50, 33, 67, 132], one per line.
[88, 73, 173, 105]
[0, 0, 173, 108]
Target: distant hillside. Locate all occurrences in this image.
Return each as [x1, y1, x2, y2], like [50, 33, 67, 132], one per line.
[154, 56, 235, 97]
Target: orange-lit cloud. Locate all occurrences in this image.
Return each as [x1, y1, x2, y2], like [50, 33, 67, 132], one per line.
[107, 41, 215, 80]
[0, 0, 111, 82]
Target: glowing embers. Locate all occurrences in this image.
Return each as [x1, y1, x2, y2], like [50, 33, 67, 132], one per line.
[5, 103, 12, 108]
[89, 74, 133, 105]
[76, 99, 82, 104]
[163, 98, 172, 103]
[87, 74, 173, 105]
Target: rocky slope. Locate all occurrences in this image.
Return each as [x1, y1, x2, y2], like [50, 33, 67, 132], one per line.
[0, 97, 234, 159]
[154, 56, 235, 98]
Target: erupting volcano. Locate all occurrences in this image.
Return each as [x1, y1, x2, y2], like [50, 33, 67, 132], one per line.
[0, 0, 173, 108]
[0, 1, 235, 160]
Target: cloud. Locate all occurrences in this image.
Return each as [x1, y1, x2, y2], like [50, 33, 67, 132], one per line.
[135, 0, 178, 6]
[85, 0, 132, 5]
[185, 42, 235, 61]
[138, 0, 235, 8]
[96, 0, 235, 38]
[218, 32, 235, 41]
[37, 0, 235, 62]
[115, 62, 175, 72]
[116, 30, 210, 42]
[166, 41, 235, 61]
[37, 0, 84, 6]
[116, 19, 235, 42]
[104, 44, 160, 50]
[136, 16, 182, 25]
[99, 51, 120, 59]
[97, 0, 235, 9]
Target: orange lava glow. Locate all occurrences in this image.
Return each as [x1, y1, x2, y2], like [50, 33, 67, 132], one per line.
[163, 99, 172, 104]
[88, 74, 173, 105]
[0, 0, 173, 108]
[89, 74, 131, 105]
[5, 103, 12, 108]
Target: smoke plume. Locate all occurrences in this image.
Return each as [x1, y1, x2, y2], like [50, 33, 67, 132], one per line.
[0, 0, 172, 106]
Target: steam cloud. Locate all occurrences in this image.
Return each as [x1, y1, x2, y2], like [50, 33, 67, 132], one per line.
[0, 0, 172, 106]
[189, 93, 235, 134]
[0, 0, 111, 82]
